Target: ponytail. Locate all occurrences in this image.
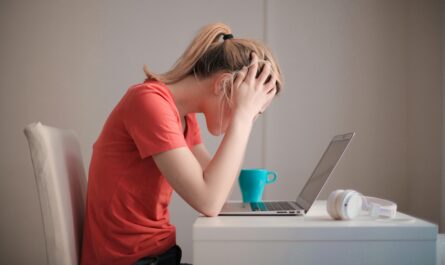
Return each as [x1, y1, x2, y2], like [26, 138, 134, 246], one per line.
[144, 23, 231, 84]
[144, 23, 283, 94]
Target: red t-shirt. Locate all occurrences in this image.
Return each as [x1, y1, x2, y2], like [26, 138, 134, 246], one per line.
[81, 80, 202, 265]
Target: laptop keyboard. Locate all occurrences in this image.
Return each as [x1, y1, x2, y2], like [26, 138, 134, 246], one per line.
[250, 201, 296, 212]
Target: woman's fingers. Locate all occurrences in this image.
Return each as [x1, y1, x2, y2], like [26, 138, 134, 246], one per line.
[264, 74, 278, 94]
[245, 53, 259, 84]
[233, 66, 247, 89]
[266, 87, 277, 101]
[257, 61, 272, 84]
[231, 53, 278, 121]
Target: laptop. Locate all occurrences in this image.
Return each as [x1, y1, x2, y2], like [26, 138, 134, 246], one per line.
[219, 132, 355, 216]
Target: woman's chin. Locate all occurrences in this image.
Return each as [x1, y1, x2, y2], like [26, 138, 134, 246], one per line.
[209, 129, 222, 137]
[208, 126, 224, 137]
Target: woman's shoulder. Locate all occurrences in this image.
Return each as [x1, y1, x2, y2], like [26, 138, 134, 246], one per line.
[129, 79, 169, 95]
[125, 79, 174, 105]
[123, 80, 179, 124]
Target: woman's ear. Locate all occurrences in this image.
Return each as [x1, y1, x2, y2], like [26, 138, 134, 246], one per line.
[212, 72, 232, 96]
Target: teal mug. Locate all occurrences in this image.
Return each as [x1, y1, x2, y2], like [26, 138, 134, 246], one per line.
[238, 169, 278, 203]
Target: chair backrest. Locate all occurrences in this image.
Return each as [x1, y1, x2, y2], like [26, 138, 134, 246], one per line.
[24, 122, 87, 265]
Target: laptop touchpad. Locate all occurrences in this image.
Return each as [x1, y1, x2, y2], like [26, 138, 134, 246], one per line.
[222, 202, 252, 212]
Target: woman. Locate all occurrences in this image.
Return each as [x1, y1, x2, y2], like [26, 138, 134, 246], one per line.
[81, 23, 283, 265]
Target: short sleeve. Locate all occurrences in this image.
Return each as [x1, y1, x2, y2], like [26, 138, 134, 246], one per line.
[124, 88, 186, 159]
[187, 113, 202, 146]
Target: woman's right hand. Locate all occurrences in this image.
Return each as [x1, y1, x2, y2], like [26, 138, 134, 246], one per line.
[231, 52, 278, 122]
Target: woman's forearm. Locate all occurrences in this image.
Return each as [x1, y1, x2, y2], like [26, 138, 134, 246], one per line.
[202, 113, 253, 215]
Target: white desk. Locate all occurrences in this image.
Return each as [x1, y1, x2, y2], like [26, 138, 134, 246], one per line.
[193, 201, 437, 265]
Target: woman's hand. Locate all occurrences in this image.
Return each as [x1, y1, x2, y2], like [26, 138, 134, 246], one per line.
[231, 53, 278, 122]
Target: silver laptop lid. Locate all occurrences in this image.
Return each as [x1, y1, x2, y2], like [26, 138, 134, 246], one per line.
[295, 132, 355, 212]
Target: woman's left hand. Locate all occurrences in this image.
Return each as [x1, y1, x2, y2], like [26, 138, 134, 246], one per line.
[231, 53, 277, 123]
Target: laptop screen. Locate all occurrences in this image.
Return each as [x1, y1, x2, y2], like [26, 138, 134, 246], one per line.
[295, 133, 354, 212]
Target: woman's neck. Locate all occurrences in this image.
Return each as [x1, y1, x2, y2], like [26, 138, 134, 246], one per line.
[166, 75, 211, 117]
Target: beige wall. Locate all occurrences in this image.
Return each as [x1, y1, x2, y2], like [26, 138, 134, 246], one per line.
[0, 1, 443, 264]
[265, 0, 443, 230]
[265, 0, 411, 211]
[0, 1, 103, 264]
[406, 0, 442, 228]
[265, 0, 443, 229]
[442, 0, 445, 232]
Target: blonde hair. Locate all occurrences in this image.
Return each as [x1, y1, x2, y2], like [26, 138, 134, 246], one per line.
[143, 23, 283, 95]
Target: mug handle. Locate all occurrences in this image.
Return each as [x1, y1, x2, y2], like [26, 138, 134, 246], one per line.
[266, 171, 278, 184]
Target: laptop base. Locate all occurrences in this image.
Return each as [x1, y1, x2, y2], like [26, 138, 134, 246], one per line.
[219, 201, 305, 216]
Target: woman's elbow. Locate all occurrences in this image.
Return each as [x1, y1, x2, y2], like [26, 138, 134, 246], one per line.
[201, 208, 219, 217]
[198, 202, 223, 217]
[201, 209, 220, 217]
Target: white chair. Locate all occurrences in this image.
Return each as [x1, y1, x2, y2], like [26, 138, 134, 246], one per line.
[24, 122, 87, 265]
